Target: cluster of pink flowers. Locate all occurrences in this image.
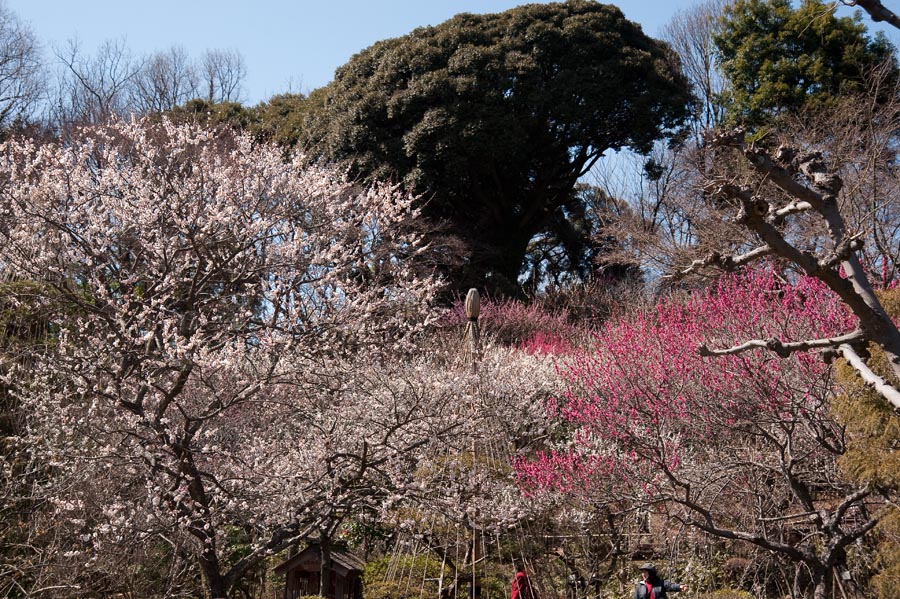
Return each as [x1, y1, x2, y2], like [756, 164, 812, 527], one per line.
[441, 295, 577, 347]
[516, 267, 857, 494]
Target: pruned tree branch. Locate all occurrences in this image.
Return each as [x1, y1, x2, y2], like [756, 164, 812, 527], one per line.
[699, 330, 865, 359]
[702, 128, 900, 410]
[839, 343, 900, 410]
[709, 129, 831, 207]
[774, 200, 813, 219]
[842, 0, 900, 31]
[668, 245, 773, 278]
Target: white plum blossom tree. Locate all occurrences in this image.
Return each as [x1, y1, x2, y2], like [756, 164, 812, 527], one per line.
[0, 118, 446, 598]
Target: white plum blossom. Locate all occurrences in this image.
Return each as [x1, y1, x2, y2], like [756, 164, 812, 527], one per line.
[0, 118, 444, 598]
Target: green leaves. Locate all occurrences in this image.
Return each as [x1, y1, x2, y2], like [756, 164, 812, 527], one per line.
[302, 1, 693, 294]
[715, 0, 897, 128]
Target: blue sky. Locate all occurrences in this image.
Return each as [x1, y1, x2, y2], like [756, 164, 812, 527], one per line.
[6, 0, 893, 105]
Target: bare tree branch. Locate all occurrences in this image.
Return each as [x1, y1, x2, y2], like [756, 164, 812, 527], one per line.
[842, 0, 900, 31]
[0, 2, 43, 127]
[131, 46, 198, 113]
[668, 244, 773, 277]
[699, 330, 865, 358]
[200, 48, 245, 104]
[705, 129, 900, 409]
[51, 38, 141, 126]
[839, 343, 900, 410]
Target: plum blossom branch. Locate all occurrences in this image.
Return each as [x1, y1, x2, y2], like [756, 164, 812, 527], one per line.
[698, 329, 865, 359]
[0, 118, 450, 598]
[518, 267, 886, 586]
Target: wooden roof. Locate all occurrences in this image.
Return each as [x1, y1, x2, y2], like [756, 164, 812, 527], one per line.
[274, 544, 365, 576]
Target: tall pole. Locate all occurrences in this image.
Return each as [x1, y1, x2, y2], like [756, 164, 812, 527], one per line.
[463, 288, 481, 596]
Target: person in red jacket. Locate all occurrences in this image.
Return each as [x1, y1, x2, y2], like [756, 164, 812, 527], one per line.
[511, 563, 536, 599]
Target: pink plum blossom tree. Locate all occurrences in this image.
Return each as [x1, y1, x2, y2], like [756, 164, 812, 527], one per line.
[0, 118, 449, 598]
[697, 127, 900, 411]
[518, 269, 891, 599]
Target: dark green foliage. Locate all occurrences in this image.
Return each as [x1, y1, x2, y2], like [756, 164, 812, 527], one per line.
[303, 1, 693, 295]
[249, 92, 314, 147]
[166, 98, 254, 130]
[163, 94, 316, 149]
[715, 0, 897, 129]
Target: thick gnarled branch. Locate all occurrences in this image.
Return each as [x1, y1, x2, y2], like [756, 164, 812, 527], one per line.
[699, 330, 865, 359]
[842, 0, 900, 31]
[839, 344, 900, 410]
[698, 128, 900, 410]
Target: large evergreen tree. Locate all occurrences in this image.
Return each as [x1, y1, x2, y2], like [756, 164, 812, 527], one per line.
[715, 0, 896, 128]
[303, 1, 693, 295]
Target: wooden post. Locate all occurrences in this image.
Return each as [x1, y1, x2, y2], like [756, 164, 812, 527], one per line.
[464, 288, 481, 374]
[463, 287, 482, 596]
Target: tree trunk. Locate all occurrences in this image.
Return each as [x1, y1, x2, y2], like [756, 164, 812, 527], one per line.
[811, 567, 828, 599]
[484, 227, 534, 298]
[200, 552, 229, 599]
[319, 535, 331, 598]
[844, 254, 900, 381]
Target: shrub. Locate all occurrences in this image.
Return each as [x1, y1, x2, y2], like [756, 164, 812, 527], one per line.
[363, 554, 452, 599]
[440, 296, 577, 348]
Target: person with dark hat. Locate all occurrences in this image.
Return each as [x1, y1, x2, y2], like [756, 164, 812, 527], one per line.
[634, 563, 688, 599]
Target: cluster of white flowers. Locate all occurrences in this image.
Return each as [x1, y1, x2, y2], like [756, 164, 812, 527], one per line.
[1, 118, 448, 596]
[0, 116, 580, 598]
